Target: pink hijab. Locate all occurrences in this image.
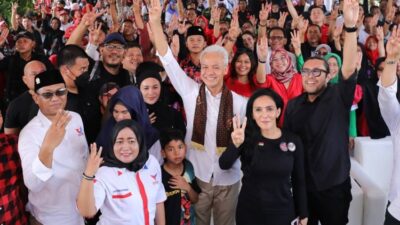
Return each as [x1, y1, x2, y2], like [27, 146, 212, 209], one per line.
[270, 48, 296, 83]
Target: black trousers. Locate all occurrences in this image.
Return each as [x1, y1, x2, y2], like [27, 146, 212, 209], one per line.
[384, 203, 400, 225]
[307, 178, 352, 225]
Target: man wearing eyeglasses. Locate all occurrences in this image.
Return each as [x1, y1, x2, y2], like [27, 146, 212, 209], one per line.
[284, 1, 359, 224]
[18, 69, 88, 225]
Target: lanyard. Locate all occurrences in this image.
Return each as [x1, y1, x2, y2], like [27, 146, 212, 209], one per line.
[136, 172, 150, 225]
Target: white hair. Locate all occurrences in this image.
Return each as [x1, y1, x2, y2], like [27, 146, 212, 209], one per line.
[199, 45, 229, 67]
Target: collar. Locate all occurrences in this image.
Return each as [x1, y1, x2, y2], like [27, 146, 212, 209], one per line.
[205, 86, 222, 99]
[37, 110, 52, 128]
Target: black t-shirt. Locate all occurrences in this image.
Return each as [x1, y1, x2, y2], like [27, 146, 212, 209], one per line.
[76, 60, 132, 143]
[4, 91, 38, 130]
[284, 71, 357, 191]
[161, 160, 201, 225]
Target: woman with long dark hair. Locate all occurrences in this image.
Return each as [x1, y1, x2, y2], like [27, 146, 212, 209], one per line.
[219, 89, 308, 225]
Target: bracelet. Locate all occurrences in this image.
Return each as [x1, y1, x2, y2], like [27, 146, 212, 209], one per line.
[344, 26, 357, 33]
[226, 36, 237, 42]
[259, 22, 267, 27]
[258, 59, 266, 63]
[82, 172, 95, 181]
[386, 60, 397, 65]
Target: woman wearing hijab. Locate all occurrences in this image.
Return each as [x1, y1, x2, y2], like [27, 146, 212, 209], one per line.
[219, 89, 308, 225]
[324, 52, 362, 148]
[257, 48, 303, 126]
[96, 86, 162, 162]
[77, 119, 166, 225]
[136, 61, 186, 135]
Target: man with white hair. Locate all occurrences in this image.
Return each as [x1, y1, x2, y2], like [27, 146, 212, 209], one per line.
[148, 0, 247, 224]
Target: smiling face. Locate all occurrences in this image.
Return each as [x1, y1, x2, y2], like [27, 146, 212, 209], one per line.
[122, 47, 143, 72]
[271, 52, 289, 73]
[100, 41, 126, 68]
[302, 59, 329, 98]
[113, 127, 139, 163]
[200, 51, 228, 93]
[140, 77, 161, 105]
[234, 53, 252, 77]
[252, 95, 280, 132]
[366, 38, 378, 51]
[242, 33, 255, 50]
[327, 57, 339, 77]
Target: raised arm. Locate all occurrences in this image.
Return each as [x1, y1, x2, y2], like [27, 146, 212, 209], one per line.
[66, 10, 100, 46]
[285, 0, 299, 21]
[341, 0, 359, 80]
[223, 9, 241, 55]
[77, 143, 103, 218]
[376, 26, 386, 58]
[11, 2, 19, 31]
[380, 26, 400, 87]
[109, 0, 120, 30]
[256, 35, 268, 83]
[257, 4, 270, 39]
[133, 0, 144, 30]
[148, 0, 168, 56]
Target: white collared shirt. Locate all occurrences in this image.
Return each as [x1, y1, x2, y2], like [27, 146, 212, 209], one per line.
[157, 48, 247, 186]
[18, 110, 88, 225]
[94, 155, 166, 225]
[378, 79, 400, 220]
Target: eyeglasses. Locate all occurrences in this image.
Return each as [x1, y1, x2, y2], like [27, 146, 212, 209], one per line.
[316, 51, 328, 56]
[270, 36, 284, 41]
[37, 88, 68, 100]
[271, 56, 286, 63]
[103, 44, 125, 51]
[301, 68, 328, 77]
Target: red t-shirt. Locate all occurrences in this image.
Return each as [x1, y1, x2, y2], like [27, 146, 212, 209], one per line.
[257, 73, 303, 127]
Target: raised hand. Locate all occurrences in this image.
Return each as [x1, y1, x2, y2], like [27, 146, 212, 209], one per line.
[211, 6, 221, 22]
[0, 28, 9, 46]
[258, 3, 271, 24]
[332, 24, 343, 41]
[291, 30, 301, 52]
[170, 34, 180, 57]
[249, 15, 258, 26]
[149, 112, 157, 124]
[84, 143, 103, 177]
[376, 26, 384, 41]
[12, 2, 18, 12]
[228, 15, 241, 39]
[231, 115, 247, 148]
[343, 0, 359, 27]
[42, 110, 71, 152]
[297, 16, 309, 34]
[257, 35, 268, 62]
[386, 26, 400, 60]
[148, 0, 162, 24]
[88, 21, 103, 46]
[133, 0, 142, 14]
[278, 11, 288, 28]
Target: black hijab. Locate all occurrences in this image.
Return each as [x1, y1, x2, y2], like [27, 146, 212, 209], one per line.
[103, 119, 149, 172]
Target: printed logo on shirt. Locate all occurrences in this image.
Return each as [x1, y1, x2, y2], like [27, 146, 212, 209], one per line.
[117, 170, 123, 176]
[150, 173, 158, 184]
[112, 189, 133, 199]
[75, 127, 84, 136]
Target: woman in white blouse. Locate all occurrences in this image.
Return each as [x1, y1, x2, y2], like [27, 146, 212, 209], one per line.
[77, 119, 166, 225]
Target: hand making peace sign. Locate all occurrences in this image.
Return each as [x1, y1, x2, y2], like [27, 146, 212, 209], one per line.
[231, 115, 247, 148]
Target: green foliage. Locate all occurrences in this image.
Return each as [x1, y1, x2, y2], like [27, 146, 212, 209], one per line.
[0, 0, 35, 23]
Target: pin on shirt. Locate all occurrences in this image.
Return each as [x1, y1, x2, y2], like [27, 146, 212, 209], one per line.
[280, 142, 288, 152]
[288, 142, 296, 152]
[258, 141, 264, 146]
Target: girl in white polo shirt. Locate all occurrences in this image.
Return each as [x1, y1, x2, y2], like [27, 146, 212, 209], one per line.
[77, 119, 166, 225]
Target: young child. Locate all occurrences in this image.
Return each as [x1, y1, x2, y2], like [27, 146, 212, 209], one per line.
[160, 129, 201, 225]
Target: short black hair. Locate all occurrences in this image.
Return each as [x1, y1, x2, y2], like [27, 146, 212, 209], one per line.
[160, 129, 185, 149]
[303, 56, 330, 74]
[268, 26, 286, 38]
[57, 44, 89, 68]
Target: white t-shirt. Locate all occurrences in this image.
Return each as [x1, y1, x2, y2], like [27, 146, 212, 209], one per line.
[94, 155, 166, 225]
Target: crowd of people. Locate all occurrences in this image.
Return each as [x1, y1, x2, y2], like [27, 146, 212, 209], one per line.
[0, 0, 400, 224]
